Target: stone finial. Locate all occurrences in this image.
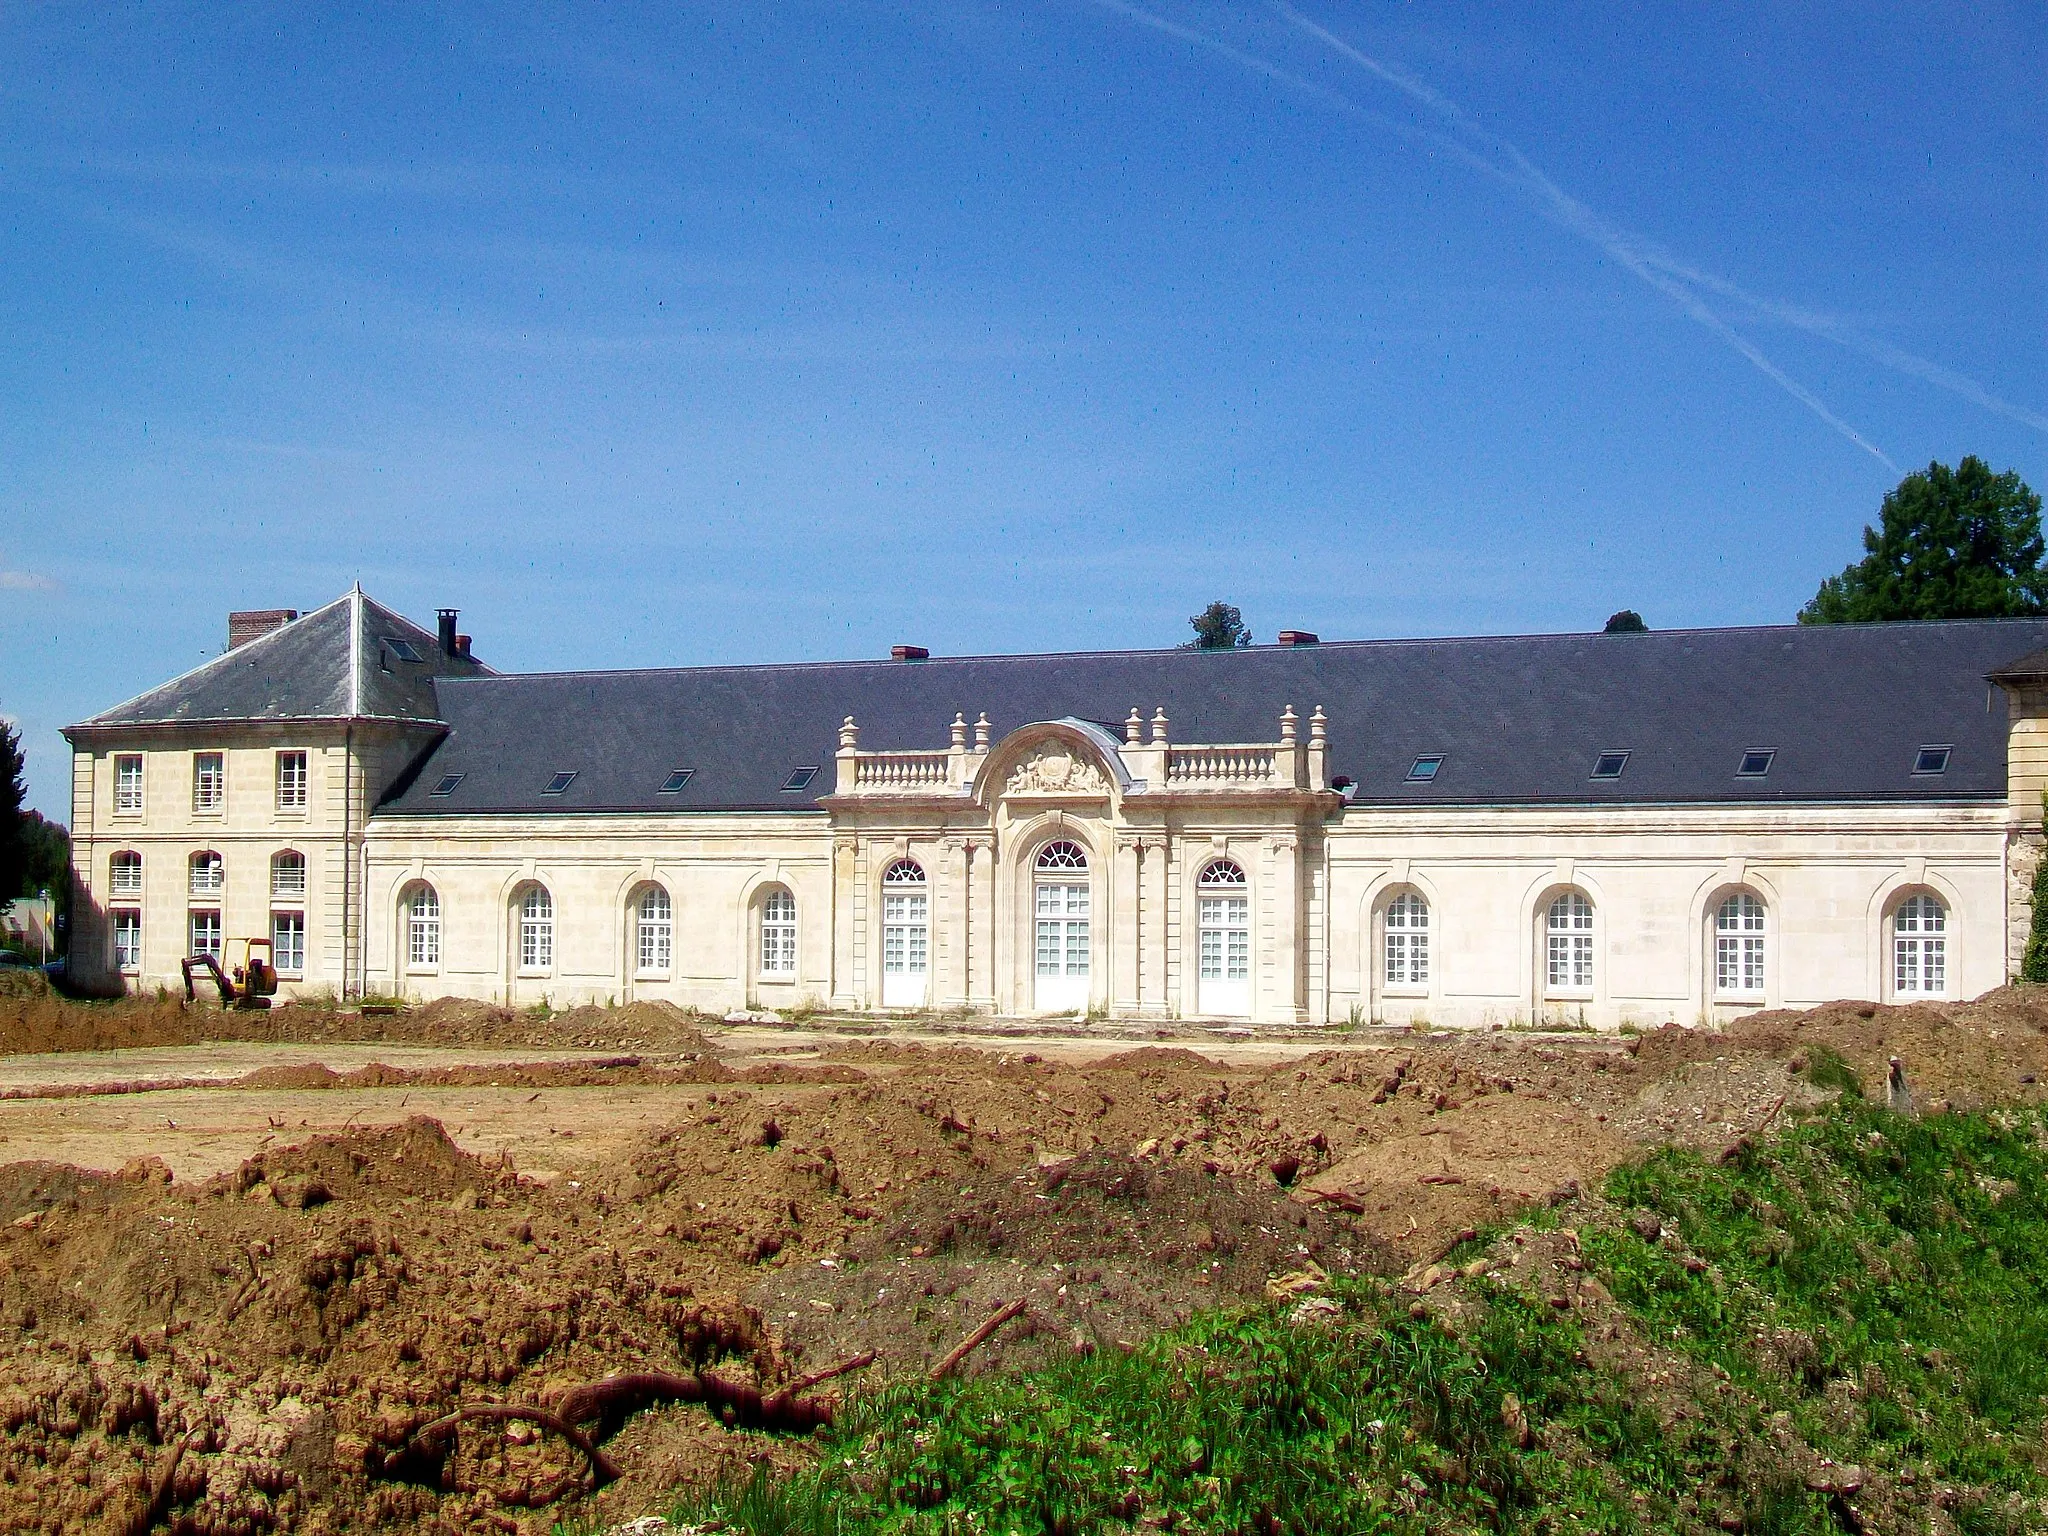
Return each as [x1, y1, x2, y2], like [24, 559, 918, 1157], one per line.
[839, 716, 859, 751]
[1125, 707, 1143, 744]
[951, 712, 968, 751]
[974, 712, 991, 752]
[1309, 705, 1327, 743]
[1150, 706, 1169, 746]
[1280, 705, 1298, 743]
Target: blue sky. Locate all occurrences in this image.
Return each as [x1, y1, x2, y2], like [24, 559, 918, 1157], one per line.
[3, 1, 2043, 820]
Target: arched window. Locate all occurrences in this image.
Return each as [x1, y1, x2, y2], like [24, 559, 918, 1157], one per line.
[1894, 892, 1947, 996]
[1545, 891, 1594, 994]
[637, 885, 672, 975]
[109, 851, 143, 897]
[1036, 840, 1089, 871]
[189, 850, 224, 896]
[407, 884, 441, 969]
[760, 887, 797, 976]
[518, 885, 554, 972]
[1715, 892, 1766, 997]
[1385, 891, 1430, 987]
[1198, 861, 1250, 989]
[271, 851, 306, 899]
[1033, 841, 1091, 1010]
[881, 860, 928, 1001]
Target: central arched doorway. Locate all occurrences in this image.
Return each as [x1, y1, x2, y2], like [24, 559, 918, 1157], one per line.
[880, 858, 930, 1008]
[1033, 839, 1091, 1012]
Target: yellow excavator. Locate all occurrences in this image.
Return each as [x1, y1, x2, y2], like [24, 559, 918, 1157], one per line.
[180, 937, 278, 1009]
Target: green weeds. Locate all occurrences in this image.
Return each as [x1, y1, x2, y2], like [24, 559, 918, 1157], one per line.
[617, 1098, 2048, 1536]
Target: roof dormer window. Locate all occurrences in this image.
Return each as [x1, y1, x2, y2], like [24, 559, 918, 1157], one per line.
[1736, 749, 1775, 778]
[659, 769, 695, 793]
[1913, 745, 1951, 776]
[1406, 754, 1445, 783]
[1590, 750, 1630, 780]
[782, 767, 819, 792]
[542, 771, 577, 795]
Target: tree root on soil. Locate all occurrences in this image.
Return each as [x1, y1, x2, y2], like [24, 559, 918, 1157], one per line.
[930, 1298, 1028, 1381]
[553, 1350, 878, 1439]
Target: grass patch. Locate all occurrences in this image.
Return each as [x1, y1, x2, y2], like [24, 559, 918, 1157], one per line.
[620, 1098, 2048, 1535]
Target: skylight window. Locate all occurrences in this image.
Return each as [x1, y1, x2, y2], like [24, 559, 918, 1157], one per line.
[542, 771, 578, 795]
[1736, 749, 1775, 778]
[659, 769, 695, 794]
[384, 638, 423, 663]
[1406, 754, 1445, 783]
[781, 766, 819, 792]
[1913, 745, 1951, 776]
[430, 773, 464, 797]
[1590, 750, 1631, 780]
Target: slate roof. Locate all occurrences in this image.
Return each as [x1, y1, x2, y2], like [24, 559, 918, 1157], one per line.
[376, 617, 2048, 815]
[67, 590, 491, 731]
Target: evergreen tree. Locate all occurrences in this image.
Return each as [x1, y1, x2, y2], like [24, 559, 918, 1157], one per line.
[2025, 837, 2048, 985]
[1802, 458, 2048, 623]
[0, 721, 24, 915]
[1603, 609, 1648, 633]
[1188, 601, 1251, 650]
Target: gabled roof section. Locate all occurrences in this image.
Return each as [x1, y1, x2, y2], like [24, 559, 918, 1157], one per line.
[69, 589, 493, 731]
[377, 617, 2048, 815]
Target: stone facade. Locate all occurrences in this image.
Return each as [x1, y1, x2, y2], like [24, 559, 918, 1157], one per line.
[61, 595, 2048, 1029]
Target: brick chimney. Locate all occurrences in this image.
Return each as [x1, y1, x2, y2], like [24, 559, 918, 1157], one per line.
[1276, 630, 1319, 647]
[891, 645, 929, 661]
[228, 609, 298, 650]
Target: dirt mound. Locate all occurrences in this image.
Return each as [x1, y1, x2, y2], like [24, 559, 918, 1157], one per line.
[5, 987, 2048, 1531]
[0, 991, 721, 1059]
[1089, 1045, 1221, 1072]
[758, 1150, 1392, 1382]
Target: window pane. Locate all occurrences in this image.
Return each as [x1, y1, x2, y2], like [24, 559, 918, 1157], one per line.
[114, 910, 142, 969]
[272, 912, 305, 974]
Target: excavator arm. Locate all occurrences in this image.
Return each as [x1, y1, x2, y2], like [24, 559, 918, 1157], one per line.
[180, 953, 237, 1005]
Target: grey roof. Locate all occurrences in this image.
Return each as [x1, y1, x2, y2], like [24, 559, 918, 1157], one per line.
[68, 590, 491, 731]
[377, 617, 2048, 815]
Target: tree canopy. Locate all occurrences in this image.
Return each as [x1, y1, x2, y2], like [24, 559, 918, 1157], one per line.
[0, 722, 24, 915]
[1188, 601, 1251, 650]
[1603, 609, 1648, 633]
[1800, 457, 2048, 624]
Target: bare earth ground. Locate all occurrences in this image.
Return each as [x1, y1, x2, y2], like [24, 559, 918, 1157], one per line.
[2, 973, 2046, 1535]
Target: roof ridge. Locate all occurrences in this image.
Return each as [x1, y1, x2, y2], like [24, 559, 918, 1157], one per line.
[73, 591, 355, 727]
[417, 614, 2048, 687]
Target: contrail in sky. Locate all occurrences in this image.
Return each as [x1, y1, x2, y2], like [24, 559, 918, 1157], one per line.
[1094, 0, 2043, 467]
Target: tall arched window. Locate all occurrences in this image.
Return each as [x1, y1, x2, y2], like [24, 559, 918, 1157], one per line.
[1894, 892, 1947, 996]
[1034, 841, 1090, 1012]
[518, 885, 554, 972]
[881, 860, 928, 1005]
[1197, 860, 1250, 1015]
[109, 851, 143, 897]
[407, 884, 441, 969]
[271, 850, 306, 899]
[1385, 890, 1430, 987]
[189, 850, 224, 896]
[1545, 891, 1594, 995]
[760, 888, 797, 976]
[1715, 892, 1766, 997]
[637, 885, 673, 975]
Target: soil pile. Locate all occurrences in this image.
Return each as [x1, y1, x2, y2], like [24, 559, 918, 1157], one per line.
[0, 992, 716, 1057]
[1, 986, 2047, 1531]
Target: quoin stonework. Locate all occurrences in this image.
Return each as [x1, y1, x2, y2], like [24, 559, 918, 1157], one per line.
[60, 588, 2048, 1029]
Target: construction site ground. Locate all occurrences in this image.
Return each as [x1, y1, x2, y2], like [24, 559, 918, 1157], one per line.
[2, 973, 2046, 1534]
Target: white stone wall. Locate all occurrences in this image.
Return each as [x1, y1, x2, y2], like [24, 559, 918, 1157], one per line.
[1326, 801, 2007, 1029]
[363, 813, 837, 1010]
[70, 722, 2017, 1028]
